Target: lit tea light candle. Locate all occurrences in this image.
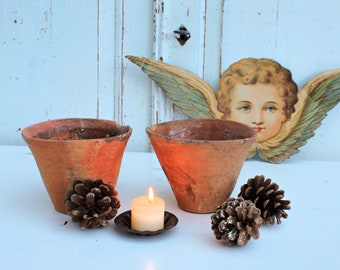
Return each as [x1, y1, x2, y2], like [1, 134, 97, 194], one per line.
[131, 187, 165, 232]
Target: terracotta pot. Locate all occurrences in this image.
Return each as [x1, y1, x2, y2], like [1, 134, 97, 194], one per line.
[146, 119, 256, 213]
[22, 118, 132, 213]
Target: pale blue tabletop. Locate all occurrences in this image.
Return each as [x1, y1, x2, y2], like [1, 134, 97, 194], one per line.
[1, 145, 339, 270]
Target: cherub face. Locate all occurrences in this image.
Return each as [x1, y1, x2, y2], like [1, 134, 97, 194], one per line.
[228, 84, 287, 142]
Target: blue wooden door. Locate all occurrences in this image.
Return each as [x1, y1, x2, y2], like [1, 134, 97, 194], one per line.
[1, 0, 339, 160]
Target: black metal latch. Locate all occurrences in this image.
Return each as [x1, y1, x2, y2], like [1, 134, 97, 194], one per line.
[173, 25, 191, 46]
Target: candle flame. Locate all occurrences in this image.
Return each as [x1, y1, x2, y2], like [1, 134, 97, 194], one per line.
[148, 187, 154, 204]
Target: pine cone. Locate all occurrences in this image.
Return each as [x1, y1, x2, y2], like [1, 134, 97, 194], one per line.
[238, 175, 291, 225]
[64, 179, 120, 229]
[211, 197, 263, 246]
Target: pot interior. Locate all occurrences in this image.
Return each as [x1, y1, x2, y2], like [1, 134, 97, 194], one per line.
[149, 119, 255, 141]
[35, 127, 123, 140]
[25, 119, 131, 140]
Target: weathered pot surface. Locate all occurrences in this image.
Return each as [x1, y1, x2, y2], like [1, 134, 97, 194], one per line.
[22, 118, 132, 213]
[146, 119, 256, 213]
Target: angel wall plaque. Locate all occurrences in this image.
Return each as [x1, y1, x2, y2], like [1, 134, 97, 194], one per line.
[126, 55, 340, 163]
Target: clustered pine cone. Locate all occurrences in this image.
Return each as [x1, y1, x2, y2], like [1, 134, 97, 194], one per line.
[211, 197, 263, 246]
[64, 179, 120, 229]
[238, 175, 291, 225]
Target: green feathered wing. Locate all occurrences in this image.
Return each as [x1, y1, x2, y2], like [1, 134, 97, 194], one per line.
[127, 55, 340, 163]
[126, 55, 223, 119]
[257, 69, 340, 163]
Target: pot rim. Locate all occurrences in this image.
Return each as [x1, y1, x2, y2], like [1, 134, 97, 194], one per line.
[22, 117, 132, 142]
[146, 118, 257, 144]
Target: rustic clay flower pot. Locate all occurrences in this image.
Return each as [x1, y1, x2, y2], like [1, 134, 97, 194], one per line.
[146, 119, 257, 213]
[22, 118, 132, 214]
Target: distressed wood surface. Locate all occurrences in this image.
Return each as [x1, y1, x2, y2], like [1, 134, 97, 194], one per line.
[1, 0, 339, 160]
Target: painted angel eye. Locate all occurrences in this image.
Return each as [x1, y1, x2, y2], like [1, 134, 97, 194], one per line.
[239, 105, 251, 112]
[265, 106, 277, 112]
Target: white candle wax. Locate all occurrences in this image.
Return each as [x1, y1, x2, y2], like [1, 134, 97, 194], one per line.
[131, 188, 165, 232]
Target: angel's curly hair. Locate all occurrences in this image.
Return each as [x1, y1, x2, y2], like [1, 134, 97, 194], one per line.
[216, 58, 298, 120]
